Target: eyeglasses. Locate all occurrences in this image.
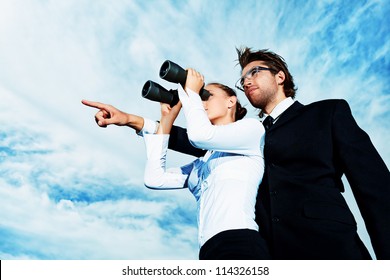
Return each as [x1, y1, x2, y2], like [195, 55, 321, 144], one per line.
[235, 66, 273, 91]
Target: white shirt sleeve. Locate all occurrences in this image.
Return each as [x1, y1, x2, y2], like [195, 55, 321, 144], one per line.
[143, 134, 193, 189]
[137, 118, 159, 136]
[178, 85, 264, 156]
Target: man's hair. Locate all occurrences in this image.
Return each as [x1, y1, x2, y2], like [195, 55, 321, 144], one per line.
[236, 47, 297, 98]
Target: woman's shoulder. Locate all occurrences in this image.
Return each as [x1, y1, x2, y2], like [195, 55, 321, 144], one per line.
[233, 118, 265, 136]
[236, 117, 263, 128]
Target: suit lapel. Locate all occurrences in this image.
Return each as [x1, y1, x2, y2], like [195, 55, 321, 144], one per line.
[269, 101, 304, 131]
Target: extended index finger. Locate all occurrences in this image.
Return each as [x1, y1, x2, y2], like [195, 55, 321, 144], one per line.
[81, 99, 108, 110]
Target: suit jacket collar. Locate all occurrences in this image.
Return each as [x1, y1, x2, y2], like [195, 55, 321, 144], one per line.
[268, 101, 304, 131]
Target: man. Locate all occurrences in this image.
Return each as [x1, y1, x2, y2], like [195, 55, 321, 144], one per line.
[232, 47, 390, 259]
[83, 48, 390, 259]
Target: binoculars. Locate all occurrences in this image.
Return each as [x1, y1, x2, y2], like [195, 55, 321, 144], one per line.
[142, 60, 210, 107]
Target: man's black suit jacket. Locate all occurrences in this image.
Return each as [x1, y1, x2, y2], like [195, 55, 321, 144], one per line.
[168, 99, 390, 259]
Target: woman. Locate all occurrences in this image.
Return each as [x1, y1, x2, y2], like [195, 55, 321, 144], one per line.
[142, 69, 269, 259]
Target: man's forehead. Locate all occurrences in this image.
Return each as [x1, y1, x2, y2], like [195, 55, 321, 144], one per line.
[242, 61, 267, 72]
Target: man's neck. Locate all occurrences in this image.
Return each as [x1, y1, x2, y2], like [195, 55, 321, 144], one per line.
[260, 97, 295, 120]
[264, 95, 288, 115]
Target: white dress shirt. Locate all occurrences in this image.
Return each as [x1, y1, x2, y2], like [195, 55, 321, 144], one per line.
[143, 86, 265, 247]
[259, 97, 295, 123]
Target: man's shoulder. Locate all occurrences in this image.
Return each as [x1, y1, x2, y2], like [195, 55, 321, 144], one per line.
[290, 99, 352, 119]
[306, 98, 348, 107]
[302, 99, 350, 112]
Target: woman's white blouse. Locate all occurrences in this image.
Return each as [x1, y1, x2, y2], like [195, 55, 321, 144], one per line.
[143, 86, 265, 247]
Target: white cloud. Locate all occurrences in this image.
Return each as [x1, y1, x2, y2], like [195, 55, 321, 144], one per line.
[0, 0, 389, 260]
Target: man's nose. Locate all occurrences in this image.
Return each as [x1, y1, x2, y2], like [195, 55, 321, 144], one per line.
[243, 78, 253, 89]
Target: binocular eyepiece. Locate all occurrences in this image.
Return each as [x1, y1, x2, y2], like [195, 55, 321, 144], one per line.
[142, 60, 210, 106]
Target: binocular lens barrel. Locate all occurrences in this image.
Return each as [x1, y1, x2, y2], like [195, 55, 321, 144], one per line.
[142, 60, 211, 106]
[142, 80, 179, 107]
[159, 60, 187, 86]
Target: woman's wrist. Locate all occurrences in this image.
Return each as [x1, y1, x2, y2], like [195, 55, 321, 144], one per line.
[158, 117, 174, 134]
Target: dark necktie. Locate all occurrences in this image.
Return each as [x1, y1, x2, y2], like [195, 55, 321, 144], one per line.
[263, 115, 274, 131]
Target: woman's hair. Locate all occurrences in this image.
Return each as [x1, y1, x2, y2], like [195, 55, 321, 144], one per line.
[207, 83, 247, 121]
[236, 47, 297, 99]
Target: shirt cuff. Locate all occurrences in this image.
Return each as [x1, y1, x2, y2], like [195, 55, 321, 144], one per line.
[137, 118, 159, 136]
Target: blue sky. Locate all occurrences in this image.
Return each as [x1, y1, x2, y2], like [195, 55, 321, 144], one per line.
[0, 0, 389, 260]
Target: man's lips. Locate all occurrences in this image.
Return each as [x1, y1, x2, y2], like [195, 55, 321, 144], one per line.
[245, 86, 257, 96]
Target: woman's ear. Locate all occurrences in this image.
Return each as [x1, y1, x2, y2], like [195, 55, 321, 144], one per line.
[228, 96, 237, 109]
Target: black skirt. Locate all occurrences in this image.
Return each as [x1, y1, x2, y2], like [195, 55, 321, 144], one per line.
[199, 229, 271, 260]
